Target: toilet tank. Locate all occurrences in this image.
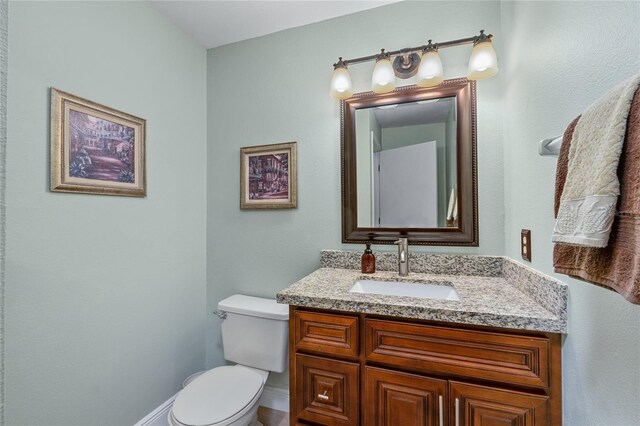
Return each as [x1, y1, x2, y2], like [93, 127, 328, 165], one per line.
[217, 295, 289, 373]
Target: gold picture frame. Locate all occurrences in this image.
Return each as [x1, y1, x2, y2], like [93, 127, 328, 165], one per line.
[240, 141, 297, 209]
[50, 88, 146, 197]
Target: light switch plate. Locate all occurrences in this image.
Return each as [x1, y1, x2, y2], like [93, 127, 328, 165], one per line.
[521, 229, 532, 262]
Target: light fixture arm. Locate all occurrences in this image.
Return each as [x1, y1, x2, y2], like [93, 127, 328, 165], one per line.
[335, 31, 493, 67]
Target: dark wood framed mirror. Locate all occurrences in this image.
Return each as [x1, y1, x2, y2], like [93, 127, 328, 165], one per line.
[341, 78, 478, 246]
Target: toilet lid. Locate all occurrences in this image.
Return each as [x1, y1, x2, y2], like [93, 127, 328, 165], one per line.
[172, 366, 264, 426]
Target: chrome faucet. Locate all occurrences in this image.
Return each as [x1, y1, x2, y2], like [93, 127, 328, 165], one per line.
[394, 238, 409, 276]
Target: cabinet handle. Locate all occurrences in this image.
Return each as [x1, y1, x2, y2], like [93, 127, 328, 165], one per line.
[455, 397, 460, 426]
[318, 390, 329, 401]
[438, 395, 444, 426]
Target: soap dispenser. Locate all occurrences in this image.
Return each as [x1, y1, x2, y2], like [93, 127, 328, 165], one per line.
[361, 243, 376, 274]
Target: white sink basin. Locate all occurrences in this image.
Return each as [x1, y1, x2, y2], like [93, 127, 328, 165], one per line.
[350, 279, 460, 301]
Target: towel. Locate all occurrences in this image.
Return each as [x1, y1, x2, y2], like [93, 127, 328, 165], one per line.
[553, 85, 640, 305]
[553, 74, 640, 247]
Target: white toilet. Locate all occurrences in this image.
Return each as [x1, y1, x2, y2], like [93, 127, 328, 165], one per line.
[168, 295, 289, 426]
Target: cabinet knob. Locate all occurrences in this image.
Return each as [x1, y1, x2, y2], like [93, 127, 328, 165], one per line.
[318, 390, 329, 401]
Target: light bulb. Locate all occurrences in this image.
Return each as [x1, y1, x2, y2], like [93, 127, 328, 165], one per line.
[330, 63, 353, 100]
[416, 49, 444, 88]
[467, 39, 498, 80]
[371, 50, 396, 94]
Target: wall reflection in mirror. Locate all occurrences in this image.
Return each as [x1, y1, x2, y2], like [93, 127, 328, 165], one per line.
[356, 97, 457, 228]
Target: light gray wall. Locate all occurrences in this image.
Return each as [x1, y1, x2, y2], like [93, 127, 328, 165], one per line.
[501, 1, 640, 425]
[445, 104, 457, 209]
[0, 0, 7, 423]
[207, 1, 504, 388]
[6, 2, 207, 424]
[355, 109, 382, 227]
[355, 109, 373, 226]
[369, 109, 382, 152]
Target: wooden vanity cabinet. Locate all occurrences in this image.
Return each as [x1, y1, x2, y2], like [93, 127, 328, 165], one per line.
[289, 307, 562, 426]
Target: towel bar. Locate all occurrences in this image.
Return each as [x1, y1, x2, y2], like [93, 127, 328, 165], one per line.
[539, 136, 562, 156]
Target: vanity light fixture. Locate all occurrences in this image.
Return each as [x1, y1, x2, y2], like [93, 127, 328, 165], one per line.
[329, 30, 497, 99]
[329, 57, 354, 100]
[416, 41, 444, 88]
[371, 49, 397, 94]
[467, 30, 499, 80]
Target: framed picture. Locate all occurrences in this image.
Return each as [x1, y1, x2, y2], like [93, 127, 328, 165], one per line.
[50, 88, 146, 197]
[240, 141, 297, 209]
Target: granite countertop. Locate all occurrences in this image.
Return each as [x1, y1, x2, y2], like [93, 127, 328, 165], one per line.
[276, 251, 568, 334]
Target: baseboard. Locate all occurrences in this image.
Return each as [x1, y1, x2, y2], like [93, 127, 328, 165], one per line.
[259, 385, 290, 412]
[134, 392, 178, 426]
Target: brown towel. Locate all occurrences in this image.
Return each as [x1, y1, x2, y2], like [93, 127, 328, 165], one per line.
[553, 88, 640, 304]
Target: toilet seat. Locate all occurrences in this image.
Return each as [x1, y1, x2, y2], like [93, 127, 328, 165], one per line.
[171, 365, 265, 426]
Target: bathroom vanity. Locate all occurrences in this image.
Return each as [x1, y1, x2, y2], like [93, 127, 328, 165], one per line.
[277, 251, 567, 426]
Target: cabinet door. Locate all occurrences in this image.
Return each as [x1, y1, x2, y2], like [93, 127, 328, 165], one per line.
[295, 354, 359, 426]
[450, 381, 548, 426]
[365, 366, 447, 426]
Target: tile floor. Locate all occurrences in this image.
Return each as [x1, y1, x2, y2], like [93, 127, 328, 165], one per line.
[257, 406, 288, 426]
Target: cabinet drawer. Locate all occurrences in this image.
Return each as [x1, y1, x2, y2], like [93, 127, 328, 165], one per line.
[295, 354, 359, 426]
[295, 311, 359, 359]
[365, 319, 550, 388]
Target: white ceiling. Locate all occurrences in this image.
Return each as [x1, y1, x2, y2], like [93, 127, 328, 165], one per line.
[150, 0, 400, 49]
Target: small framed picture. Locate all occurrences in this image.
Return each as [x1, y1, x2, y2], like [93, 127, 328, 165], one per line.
[240, 141, 297, 209]
[50, 88, 146, 197]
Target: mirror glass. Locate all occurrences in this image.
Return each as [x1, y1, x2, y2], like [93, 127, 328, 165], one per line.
[355, 98, 457, 228]
[341, 79, 477, 246]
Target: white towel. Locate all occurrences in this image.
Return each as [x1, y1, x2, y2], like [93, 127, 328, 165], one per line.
[553, 74, 640, 247]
